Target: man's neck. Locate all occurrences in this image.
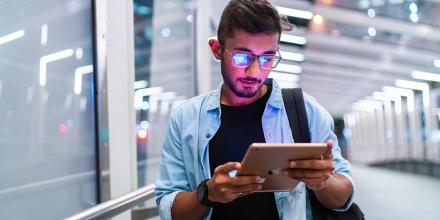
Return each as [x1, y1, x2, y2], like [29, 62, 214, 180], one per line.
[220, 84, 268, 106]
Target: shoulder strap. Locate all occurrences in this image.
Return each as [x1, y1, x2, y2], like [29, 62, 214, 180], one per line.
[282, 88, 364, 220]
[281, 88, 310, 143]
[282, 88, 323, 220]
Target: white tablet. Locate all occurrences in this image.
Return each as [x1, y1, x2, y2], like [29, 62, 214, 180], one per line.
[237, 143, 327, 192]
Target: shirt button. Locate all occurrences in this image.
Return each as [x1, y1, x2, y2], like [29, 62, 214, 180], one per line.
[206, 133, 211, 138]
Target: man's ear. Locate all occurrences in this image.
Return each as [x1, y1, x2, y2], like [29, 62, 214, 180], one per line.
[208, 38, 222, 60]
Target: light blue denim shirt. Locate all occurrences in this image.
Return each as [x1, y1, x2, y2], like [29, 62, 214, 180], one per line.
[155, 80, 355, 220]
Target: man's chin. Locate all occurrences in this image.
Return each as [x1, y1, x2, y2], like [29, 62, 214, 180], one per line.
[233, 87, 260, 98]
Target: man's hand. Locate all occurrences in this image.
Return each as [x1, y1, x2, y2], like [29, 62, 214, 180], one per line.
[207, 162, 264, 203]
[283, 140, 335, 190]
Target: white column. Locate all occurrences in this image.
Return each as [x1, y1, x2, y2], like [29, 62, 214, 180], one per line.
[195, 0, 212, 94]
[103, 1, 137, 219]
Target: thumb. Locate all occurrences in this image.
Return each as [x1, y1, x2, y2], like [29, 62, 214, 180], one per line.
[215, 162, 241, 174]
[323, 140, 333, 159]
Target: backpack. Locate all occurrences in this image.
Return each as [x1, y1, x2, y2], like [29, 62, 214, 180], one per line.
[281, 88, 365, 220]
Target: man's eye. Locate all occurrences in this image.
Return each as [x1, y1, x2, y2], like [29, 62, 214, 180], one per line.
[233, 53, 250, 65]
[259, 56, 272, 63]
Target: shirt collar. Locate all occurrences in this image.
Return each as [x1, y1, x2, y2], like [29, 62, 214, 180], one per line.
[205, 78, 283, 112]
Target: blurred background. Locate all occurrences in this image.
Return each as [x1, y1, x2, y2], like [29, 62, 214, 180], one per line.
[1, 0, 440, 219]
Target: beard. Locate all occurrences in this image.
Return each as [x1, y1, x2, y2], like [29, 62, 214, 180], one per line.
[220, 59, 264, 98]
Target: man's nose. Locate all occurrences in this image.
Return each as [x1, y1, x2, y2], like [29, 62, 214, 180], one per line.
[245, 57, 261, 75]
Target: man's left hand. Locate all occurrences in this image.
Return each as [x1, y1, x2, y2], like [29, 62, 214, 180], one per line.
[283, 140, 335, 191]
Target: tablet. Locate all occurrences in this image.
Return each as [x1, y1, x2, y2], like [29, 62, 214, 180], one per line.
[237, 143, 327, 192]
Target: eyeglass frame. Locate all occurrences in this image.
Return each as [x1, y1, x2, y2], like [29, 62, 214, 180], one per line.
[220, 44, 282, 70]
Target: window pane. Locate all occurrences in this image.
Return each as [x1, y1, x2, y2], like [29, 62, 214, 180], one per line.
[133, 0, 194, 187]
[0, 0, 98, 219]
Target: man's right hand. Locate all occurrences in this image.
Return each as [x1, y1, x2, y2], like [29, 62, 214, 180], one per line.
[206, 162, 264, 203]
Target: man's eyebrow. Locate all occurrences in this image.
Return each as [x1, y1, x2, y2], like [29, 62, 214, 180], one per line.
[234, 47, 277, 55]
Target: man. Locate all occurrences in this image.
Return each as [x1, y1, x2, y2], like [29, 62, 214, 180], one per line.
[155, 0, 354, 219]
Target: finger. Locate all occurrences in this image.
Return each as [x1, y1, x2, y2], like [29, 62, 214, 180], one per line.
[283, 169, 331, 179]
[290, 159, 334, 170]
[323, 140, 333, 159]
[214, 162, 241, 174]
[230, 176, 265, 186]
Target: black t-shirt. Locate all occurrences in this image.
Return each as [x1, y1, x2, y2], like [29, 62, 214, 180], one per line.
[209, 84, 279, 220]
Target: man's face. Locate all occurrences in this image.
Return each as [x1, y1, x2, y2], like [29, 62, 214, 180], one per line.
[220, 30, 280, 98]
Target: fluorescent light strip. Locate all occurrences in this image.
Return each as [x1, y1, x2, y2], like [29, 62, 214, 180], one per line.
[434, 60, 440, 68]
[395, 79, 428, 91]
[269, 71, 300, 82]
[383, 86, 414, 112]
[0, 30, 25, 45]
[134, 87, 163, 110]
[39, 49, 74, 86]
[412, 70, 440, 82]
[395, 79, 430, 107]
[279, 51, 305, 62]
[276, 6, 313, 20]
[281, 34, 307, 45]
[74, 65, 94, 95]
[134, 80, 148, 89]
[370, 92, 402, 114]
[41, 24, 48, 45]
[273, 63, 302, 74]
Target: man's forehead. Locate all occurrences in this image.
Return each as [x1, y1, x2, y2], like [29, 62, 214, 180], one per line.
[225, 30, 280, 52]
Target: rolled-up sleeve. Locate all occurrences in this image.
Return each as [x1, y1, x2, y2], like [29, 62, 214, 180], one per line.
[155, 108, 191, 220]
[304, 92, 356, 212]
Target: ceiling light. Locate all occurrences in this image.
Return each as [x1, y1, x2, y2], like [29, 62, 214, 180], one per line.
[134, 80, 148, 89]
[410, 13, 419, 23]
[368, 27, 376, 37]
[412, 70, 440, 82]
[409, 3, 418, 13]
[0, 30, 25, 45]
[39, 49, 74, 86]
[279, 51, 305, 62]
[186, 14, 193, 23]
[161, 28, 171, 38]
[41, 24, 48, 45]
[280, 34, 307, 45]
[367, 8, 375, 17]
[395, 79, 428, 91]
[312, 14, 324, 25]
[276, 6, 313, 20]
[395, 79, 429, 107]
[273, 63, 302, 74]
[383, 86, 414, 112]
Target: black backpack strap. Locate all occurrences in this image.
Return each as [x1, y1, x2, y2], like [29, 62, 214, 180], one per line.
[281, 88, 310, 143]
[282, 88, 322, 219]
[282, 88, 365, 220]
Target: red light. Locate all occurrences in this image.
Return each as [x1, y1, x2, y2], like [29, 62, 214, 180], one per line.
[137, 129, 148, 139]
[58, 124, 67, 134]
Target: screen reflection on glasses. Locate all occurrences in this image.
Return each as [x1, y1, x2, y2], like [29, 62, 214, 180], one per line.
[221, 46, 282, 70]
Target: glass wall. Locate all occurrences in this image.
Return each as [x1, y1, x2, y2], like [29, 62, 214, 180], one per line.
[0, 0, 98, 219]
[133, 0, 195, 187]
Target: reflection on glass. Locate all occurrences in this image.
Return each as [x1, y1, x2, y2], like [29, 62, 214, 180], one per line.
[133, 0, 194, 187]
[0, 0, 97, 219]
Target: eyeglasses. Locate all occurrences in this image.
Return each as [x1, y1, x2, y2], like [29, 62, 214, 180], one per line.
[222, 46, 282, 70]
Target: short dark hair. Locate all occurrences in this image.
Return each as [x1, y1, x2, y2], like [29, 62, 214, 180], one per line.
[217, 0, 282, 45]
